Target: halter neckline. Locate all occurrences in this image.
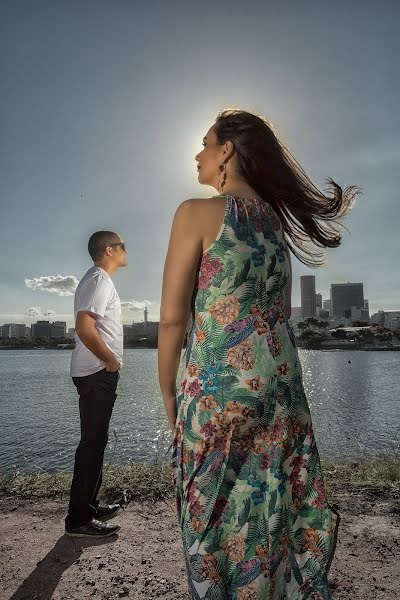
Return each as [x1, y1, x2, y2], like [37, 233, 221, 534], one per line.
[222, 193, 260, 202]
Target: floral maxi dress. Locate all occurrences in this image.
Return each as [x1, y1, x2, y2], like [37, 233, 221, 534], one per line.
[172, 194, 339, 600]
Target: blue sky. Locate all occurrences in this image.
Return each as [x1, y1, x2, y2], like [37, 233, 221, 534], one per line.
[1, 0, 399, 328]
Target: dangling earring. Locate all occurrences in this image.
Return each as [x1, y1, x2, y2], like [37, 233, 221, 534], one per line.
[219, 163, 227, 192]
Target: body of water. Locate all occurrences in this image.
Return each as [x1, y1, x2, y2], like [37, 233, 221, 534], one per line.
[0, 348, 399, 474]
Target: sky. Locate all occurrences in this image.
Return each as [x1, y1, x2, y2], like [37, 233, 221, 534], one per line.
[1, 0, 399, 328]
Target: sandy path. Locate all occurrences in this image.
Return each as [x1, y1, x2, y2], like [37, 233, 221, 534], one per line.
[0, 487, 399, 599]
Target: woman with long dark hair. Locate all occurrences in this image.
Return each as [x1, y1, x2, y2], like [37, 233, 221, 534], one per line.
[158, 109, 359, 599]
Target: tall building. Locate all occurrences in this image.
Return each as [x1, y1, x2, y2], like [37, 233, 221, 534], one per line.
[9, 324, 27, 338]
[315, 293, 322, 309]
[32, 320, 51, 339]
[144, 306, 148, 335]
[50, 321, 67, 338]
[1, 323, 28, 339]
[0, 324, 10, 339]
[330, 283, 364, 319]
[300, 276, 316, 318]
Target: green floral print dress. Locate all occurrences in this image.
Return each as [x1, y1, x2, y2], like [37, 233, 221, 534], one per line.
[171, 194, 339, 600]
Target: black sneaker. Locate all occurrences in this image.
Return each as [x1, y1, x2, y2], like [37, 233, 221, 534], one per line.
[65, 518, 120, 538]
[96, 503, 121, 521]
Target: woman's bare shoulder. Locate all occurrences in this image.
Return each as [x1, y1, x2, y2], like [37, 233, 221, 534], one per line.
[174, 196, 226, 221]
[178, 195, 226, 208]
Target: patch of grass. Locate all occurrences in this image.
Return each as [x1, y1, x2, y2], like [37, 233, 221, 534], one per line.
[0, 469, 73, 500]
[0, 461, 173, 503]
[101, 462, 173, 504]
[322, 453, 400, 498]
[1, 454, 399, 503]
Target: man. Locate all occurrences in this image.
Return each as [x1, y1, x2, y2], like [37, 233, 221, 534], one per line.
[65, 231, 127, 538]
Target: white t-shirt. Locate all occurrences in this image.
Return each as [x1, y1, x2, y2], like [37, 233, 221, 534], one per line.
[70, 266, 123, 377]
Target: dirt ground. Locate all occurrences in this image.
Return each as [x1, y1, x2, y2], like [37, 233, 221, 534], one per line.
[0, 486, 399, 600]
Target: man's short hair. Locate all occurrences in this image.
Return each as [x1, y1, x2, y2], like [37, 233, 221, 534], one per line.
[88, 231, 120, 262]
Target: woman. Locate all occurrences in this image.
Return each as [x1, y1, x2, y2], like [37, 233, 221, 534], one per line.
[158, 109, 359, 599]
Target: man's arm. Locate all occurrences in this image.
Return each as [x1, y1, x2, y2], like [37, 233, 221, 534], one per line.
[75, 311, 120, 372]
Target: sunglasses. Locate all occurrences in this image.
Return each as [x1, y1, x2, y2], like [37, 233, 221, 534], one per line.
[109, 242, 126, 252]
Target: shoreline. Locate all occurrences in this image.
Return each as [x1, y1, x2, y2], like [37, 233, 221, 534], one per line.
[1, 456, 399, 501]
[1, 345, 399, 351]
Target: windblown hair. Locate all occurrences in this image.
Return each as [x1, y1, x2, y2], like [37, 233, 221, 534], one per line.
[88, 231, 120, 262]
[215, 109, 360, 267]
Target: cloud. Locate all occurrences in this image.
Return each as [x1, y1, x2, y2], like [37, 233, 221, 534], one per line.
[121, 299, 152, 311]
[25, 307, 56, 319]
[121, 300, 153, 310]
[25, 275, 79, 296]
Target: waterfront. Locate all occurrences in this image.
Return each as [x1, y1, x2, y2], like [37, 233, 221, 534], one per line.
[0, 348, 399, 474]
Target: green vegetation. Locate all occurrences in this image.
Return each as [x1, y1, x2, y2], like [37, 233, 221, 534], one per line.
[0, 336, 159, 349]
[0, 337, 73, 349]
[0, 461, 173, 502]
[322, 454, 400, 499]
[1, 454, 399, 503]
[295, 318, 400, 349]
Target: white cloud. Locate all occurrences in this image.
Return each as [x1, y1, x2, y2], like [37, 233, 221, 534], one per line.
[121, 299, 152, 311]
[25, 275, 79, 296]
[25, 307, 56, 319]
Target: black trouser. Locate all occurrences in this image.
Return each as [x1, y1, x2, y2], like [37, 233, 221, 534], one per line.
[65, 368, 119, 528]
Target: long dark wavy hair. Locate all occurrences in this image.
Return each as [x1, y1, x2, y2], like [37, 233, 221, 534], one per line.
[214, 109, 360, 268]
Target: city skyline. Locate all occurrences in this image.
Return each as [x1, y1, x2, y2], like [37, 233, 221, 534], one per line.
[1, 1, 399, 326]
[1, 274, 398, 331]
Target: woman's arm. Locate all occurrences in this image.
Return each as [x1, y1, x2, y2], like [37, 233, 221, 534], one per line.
[158, 200, 202, 433]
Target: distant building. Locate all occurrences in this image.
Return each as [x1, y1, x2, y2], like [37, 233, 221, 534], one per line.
[0, 323, 26, 338]
[0, 324, 10, 339]
[316, 307, 330, 319]
[370, 310, 385, 327]
[371, 310, 400, 330]
[323, 299, 331, 315]
[385, 311, 400, 330]
[50, 321, 67, 338]
[330, 282, 364, 319]
[25, 326, 31, 338]
[290, 307, 302, 319]
[67, 327, 75, 339]
[300, 276, 316, 318]
[9, 323, 27, 338]
[32, 320, 51, 339]
[351, 306, 370, 322]
[315, 293, 322, 309]
[124, 321, 159, 337]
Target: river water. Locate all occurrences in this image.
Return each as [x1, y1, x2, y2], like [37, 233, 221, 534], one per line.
[0, 348, 399, 474]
